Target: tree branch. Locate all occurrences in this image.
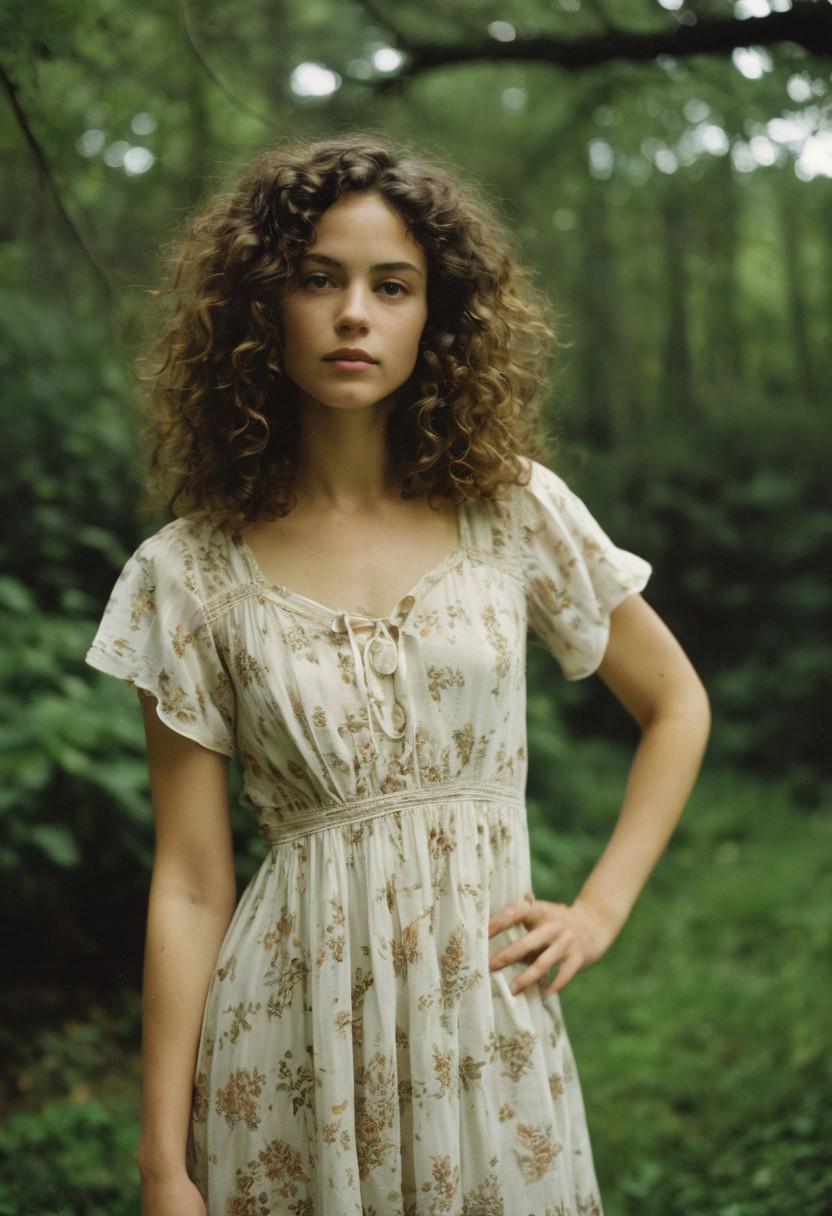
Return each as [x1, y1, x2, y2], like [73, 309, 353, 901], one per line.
[369, 1, 832, 89]
[0, 58, 113, 297]
[180, 0, 275, 128]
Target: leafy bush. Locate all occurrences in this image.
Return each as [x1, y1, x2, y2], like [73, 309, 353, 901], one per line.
[0, 1098, 140, 1216]
[0, 572, 263, 984]
[552, 400, 832, 782]
[0, 297, 144, 610]
[0, 991, 142, 1216]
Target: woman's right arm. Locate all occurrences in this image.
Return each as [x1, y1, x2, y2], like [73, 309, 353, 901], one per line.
[133, 689, 238, 1208]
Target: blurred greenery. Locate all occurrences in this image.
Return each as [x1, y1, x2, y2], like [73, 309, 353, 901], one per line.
[1, 0, 830, 1211]
[531, 737, 832, 1215]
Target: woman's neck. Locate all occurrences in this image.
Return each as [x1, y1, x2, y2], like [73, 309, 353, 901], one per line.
[293, 395, 399, 509]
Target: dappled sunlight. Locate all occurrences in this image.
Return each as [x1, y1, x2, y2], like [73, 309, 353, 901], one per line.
[371, 46, 403, 73]
[289, 61, 341, 98]
[732, 46, 774, 79]
[734, 0, 795, 17]
[488, 20, 517, 43]
[502, 86, 528, 112]
[584, 95, 831, 181]
[129, 111, 155, 136]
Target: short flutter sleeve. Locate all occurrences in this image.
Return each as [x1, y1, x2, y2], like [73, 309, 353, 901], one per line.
[84, 525, 236, 757]
[519, 460, 652, 680]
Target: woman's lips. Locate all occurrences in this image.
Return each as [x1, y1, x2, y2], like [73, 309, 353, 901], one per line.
[324, 359, 375, 371]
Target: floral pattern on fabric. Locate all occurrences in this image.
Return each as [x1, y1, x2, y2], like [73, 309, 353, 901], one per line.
[84, 458, 651, 1214]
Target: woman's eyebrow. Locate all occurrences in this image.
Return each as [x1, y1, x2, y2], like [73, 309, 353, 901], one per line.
[303, 252, 423, 277]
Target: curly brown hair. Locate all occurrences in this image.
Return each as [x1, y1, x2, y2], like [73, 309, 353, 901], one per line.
[136, 131, 558, 531]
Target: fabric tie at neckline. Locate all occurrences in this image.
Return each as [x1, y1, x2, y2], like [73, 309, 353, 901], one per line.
[330, 596, 421, 779]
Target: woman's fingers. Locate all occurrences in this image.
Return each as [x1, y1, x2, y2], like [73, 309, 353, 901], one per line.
[542, 951, 583, 997]
[487, 897, 592, 997]
[490, 930, 578, 993]
[508, 938, 579, 995]
[486, 893, 539, 938]
[488, 923, 557, 972]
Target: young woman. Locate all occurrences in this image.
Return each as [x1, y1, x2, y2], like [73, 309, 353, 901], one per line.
[86, 133, 710, 1216]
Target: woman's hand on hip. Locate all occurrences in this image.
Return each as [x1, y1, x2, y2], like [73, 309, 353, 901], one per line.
[487, 893, 621, 998]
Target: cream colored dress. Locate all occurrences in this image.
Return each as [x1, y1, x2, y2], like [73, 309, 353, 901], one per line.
[85, 458, 650, 1216]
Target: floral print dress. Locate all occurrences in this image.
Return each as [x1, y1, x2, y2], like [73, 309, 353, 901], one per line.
[85, 458, 651, 1216]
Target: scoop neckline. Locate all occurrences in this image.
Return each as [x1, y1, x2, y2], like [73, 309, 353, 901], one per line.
[233, 499, 470, 625]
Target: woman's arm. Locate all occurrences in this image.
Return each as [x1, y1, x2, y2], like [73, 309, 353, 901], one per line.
[488, 593, 711, 995]
[133, 690, 238, 1184]
[575, 592, 711, 932]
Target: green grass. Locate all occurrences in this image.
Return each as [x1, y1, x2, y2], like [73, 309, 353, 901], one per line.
[528, 745, 832, 1215]
[1, 753, 829, 1214]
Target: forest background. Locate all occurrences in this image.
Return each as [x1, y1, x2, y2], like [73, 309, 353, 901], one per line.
[1, 0, 830, 1212]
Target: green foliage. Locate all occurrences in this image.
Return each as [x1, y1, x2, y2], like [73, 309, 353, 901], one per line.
[0, 297, 143, 608]
[0, 1098, 140, 1215]
[531, 745, 832, 1215]
[0, 577, 153, 879]
[0, 990, 140, 1108]
[525, 661, 619, 887]
[0, 991, 141, 1216]
[0, 571, 263, 974]
[553, 400, 832, 780]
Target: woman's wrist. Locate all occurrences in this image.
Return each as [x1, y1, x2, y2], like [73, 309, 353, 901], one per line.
[135, 1141, 190, 1182]
[573, 889, 632, 944]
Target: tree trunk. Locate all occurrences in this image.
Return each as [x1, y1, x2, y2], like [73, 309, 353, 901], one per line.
[702, 151, 744, 398]
[577, 183, 621, 447]
[659, 178, 694, 416]
[779, 178, 817, 404]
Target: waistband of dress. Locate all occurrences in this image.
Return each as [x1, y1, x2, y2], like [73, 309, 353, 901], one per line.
[260, 779, 525, 848]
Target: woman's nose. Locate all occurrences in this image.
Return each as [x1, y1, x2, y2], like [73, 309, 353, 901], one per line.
[335, 284, 371, 329]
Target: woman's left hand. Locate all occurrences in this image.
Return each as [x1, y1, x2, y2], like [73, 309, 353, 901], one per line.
[487, 893, 622, 998]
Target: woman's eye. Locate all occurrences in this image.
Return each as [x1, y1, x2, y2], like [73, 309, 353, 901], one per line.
[301, 275, 407, 297]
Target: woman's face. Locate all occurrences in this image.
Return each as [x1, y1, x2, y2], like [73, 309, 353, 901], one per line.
[280, 191, 429, 413]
